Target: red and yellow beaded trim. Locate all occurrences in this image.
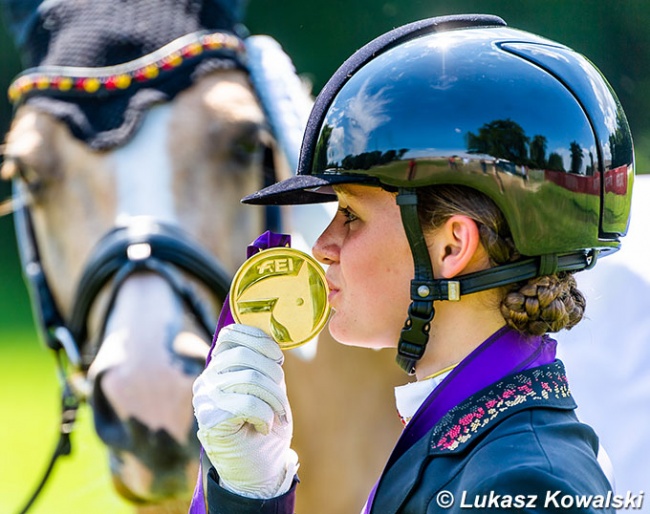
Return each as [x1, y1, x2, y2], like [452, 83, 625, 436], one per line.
[8, 31, 246, 104]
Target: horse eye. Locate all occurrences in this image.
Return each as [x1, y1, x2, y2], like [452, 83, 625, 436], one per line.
[231, 125, 263, 165]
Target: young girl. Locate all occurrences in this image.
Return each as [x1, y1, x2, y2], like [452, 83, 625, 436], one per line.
[192, 14, 634, 513]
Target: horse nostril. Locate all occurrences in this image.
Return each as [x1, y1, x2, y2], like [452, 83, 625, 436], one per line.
[91, 370, 130, 449]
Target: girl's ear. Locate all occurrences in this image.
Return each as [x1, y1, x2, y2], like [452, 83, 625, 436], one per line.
[430, 215, 482, 279]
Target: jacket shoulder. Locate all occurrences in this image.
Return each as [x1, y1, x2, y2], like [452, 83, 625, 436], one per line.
[451, 408, 609, 494]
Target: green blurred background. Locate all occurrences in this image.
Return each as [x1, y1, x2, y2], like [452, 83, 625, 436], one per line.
[0, 1, 648, 512]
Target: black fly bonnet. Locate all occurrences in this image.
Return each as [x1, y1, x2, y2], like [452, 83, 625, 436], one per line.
[4, 0, 250, 149]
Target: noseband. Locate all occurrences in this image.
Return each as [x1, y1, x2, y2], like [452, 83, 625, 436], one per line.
[71, 218, 232, 356]
[15, 183, 232, 366]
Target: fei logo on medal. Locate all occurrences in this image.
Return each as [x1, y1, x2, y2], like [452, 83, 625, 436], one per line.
[229, 248, 331, 350]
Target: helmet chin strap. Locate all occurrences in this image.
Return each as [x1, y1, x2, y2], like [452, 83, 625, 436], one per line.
[395, 188, 599, 375]
[396, 189, 437, 375]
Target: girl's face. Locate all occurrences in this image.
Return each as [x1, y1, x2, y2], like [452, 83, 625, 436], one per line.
[312, 184, 414, 349]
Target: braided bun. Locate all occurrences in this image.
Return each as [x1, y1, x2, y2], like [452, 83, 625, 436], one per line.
[501, 274, 586, 335]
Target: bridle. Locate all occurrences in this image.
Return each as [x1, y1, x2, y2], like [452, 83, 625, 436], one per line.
[13, 181, 235, 512]
[8, 29, 294, 513]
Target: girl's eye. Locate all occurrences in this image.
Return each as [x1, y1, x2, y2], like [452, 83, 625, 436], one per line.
[338, 206, 359, 224]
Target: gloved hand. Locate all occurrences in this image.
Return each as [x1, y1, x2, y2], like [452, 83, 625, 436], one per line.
[192, 324, 299, 499]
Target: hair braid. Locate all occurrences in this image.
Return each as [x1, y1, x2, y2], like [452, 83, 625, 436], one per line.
[500, 274, 585, 335]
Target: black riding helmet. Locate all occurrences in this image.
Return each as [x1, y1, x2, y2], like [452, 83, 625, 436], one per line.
[243, 14, 635, 374]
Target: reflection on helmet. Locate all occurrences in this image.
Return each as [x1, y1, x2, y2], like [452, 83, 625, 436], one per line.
[248, 15, 634, 257]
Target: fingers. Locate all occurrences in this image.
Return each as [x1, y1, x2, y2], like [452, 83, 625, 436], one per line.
[219, 368, 287, 415]
[209, 345, 285, 385]
[194, 392, 276, 435]
[192, 369, 289, 426]
[213, 324, 284, 364]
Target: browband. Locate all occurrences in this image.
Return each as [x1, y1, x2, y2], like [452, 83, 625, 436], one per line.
[8, 30, 246, 105]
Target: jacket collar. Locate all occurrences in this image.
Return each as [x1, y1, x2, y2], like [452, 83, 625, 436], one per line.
[430, 359, 574, 454]
[371, 360, 576, 514]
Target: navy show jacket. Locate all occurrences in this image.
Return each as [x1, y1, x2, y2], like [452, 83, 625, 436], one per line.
[207, 360, 613, 513]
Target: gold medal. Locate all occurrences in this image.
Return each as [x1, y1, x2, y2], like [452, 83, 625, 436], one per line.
[229, 247, 331, 350]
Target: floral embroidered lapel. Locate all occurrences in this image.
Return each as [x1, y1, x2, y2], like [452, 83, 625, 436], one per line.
[430, 360, 574, 454]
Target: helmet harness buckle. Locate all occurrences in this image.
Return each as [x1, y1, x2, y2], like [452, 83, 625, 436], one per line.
[396, 188, 438, 375]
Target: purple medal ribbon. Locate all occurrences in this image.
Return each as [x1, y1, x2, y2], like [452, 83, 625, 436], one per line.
[188, 231, 291, 514]
[363, 326, 557, 513]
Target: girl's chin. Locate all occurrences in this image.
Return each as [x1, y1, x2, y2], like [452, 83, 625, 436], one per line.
[338, 340, 395, 350]
[328, 322, 398, 349]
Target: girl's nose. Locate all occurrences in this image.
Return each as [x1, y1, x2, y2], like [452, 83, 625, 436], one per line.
[312, 216, 342, 266]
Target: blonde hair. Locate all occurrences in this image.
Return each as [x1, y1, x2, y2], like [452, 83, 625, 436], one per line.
[416, 185, 585, 336]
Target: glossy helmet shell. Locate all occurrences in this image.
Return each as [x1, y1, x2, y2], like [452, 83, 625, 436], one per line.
[244, 15, 634, 258]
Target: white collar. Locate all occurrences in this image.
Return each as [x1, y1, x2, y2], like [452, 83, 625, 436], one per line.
[394, 369, 454, 425]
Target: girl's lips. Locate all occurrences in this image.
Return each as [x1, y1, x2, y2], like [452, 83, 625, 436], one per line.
[326, 280, 339, 304]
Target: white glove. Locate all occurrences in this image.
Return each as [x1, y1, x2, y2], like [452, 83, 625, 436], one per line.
[192, 324, 299, 499]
